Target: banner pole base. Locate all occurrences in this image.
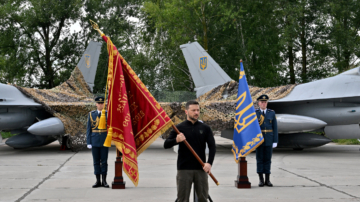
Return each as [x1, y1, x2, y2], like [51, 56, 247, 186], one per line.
[235, 157, 251, 189]
[112, 149, 126, 189]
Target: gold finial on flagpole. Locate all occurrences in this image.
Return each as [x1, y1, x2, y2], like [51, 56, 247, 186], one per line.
[89, 20, 104, 36]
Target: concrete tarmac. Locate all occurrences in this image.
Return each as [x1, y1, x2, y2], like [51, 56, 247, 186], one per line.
[1, 136, 360, 202]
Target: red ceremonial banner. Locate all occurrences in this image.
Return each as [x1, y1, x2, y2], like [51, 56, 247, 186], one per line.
[101, 35, 172, 186]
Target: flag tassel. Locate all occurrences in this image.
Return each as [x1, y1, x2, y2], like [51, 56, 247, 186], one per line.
[103, 128, 113, 147]
[98, 109, 107, 129]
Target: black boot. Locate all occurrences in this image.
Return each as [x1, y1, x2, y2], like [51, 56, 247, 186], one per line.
[265, 174, 273, 187]
[102, 174, 110, 188]
[92, 174, 101, 188]
[258, 173, 264, 187]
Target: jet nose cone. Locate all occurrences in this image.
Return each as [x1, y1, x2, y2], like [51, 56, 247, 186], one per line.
[28, 117, 64, 136]
[277, 114, 327, 133]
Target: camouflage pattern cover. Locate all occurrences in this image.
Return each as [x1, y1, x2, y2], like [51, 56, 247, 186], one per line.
[13, 67, 95, 151]
[12, 70, 296, 149]
[160, 81, 296, 138]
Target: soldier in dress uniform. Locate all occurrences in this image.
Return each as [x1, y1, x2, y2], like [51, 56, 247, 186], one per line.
[255, 94, 278, 187]
[86, 96, 109, 188]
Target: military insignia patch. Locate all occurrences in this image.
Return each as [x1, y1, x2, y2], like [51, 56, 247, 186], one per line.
[199, 56, 207, 70]
[199, 130, 203, 134]
[85, 54, 91, 68]
[100, 98, 103, 101]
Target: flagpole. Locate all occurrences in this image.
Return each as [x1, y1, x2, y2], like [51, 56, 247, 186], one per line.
[171, 125, 219, 186]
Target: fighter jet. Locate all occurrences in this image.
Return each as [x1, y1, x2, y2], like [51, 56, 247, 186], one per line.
[179, 42, 360, 149]
[0, 41, 102, 149]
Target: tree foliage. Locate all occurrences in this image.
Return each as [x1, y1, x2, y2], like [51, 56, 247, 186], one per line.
[2, 0, 360, 92]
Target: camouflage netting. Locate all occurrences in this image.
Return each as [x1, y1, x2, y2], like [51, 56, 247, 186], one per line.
[14, 67, 96, 151]
[12, 70, 296, 149]
[160, 81, 297, 138]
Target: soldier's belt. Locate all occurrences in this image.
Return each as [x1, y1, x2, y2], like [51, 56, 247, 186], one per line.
[261, 130, 273, 133]
[92, 129, 107, 133]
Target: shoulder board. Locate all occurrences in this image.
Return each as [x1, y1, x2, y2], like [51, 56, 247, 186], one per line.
[90, 110, 96, 113]
[267, 109, 274, 112]
[255, 109, 260, 111]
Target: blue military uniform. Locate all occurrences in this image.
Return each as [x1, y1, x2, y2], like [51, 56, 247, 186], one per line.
[255, 94, 278, 187]
[86, 96, 109, 188]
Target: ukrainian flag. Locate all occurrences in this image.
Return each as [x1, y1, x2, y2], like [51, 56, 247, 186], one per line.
[232, 61, 264, 163]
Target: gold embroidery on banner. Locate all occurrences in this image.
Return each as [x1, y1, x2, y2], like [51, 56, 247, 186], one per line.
[130, 102, 138, 113]
[144, 132, 149, 137]
[154, 119, 160, 126]
[139, 135, 144, 141]
[235, 133, 263, 157]
[117, 94, 127, 113]
[127, 90, 134, 101]
[234, 92, 257, 133]
[120, 75, 125, 88]
[130, 169, 137, 177]
[151, 124, 157, 131]
[156, 102, 161, 109]
[123, 113, 131, 127]
[132, 110, 145, 126]
[147, 128, 152, 134]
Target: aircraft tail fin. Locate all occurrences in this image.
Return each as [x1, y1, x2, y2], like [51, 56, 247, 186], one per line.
[180, 42, 232, 97]
[77, 41, 102, 92]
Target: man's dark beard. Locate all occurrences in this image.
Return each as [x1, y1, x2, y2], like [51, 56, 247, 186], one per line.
[189, 115, 198, 122]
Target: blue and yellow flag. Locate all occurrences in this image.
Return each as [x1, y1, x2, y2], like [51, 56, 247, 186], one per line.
[232, 61, 264, 163]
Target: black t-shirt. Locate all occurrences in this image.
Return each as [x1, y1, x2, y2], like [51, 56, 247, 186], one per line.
[164, 120, 216, 170]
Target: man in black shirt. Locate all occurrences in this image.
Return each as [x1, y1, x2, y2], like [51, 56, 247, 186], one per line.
[164, 100, 216, 202]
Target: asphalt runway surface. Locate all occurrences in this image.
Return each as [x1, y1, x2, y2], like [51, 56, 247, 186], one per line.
[1, 136, 360, 202]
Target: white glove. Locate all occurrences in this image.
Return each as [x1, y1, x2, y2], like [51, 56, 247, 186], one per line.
[272, 143, 277, 148]
[87, 145, 92, 149]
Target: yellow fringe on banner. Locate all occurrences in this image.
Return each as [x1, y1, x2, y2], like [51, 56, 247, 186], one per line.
[98, 109, 107, 129]
[103, 127, 113, 147]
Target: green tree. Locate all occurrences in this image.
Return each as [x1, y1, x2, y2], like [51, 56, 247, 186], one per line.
[142, 0, 243, 91]
[0, 0, 84, 88]
[325, 0, 360, 73]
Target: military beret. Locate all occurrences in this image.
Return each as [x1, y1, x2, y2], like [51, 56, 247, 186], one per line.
[95, 96, 105, 103]
[257, 94, 269, 101]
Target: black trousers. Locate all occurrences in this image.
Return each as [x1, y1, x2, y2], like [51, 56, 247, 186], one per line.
[92, 146, 109, 175]
[256, 145, 273, 174]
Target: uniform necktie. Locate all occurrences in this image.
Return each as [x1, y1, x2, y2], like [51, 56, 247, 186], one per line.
[262, 111, 265, 116]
